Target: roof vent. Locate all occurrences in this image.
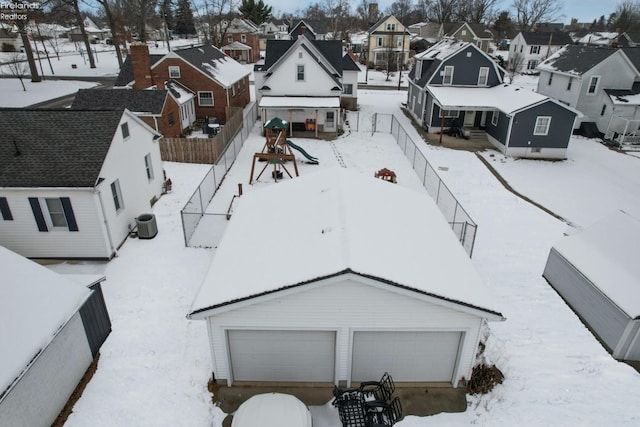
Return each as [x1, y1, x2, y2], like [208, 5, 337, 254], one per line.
[321, 227, 333, 234]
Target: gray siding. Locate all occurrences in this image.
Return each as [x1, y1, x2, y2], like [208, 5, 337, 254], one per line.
[509, 101, 575, 149]
[543, 248, 630, 356]
[430, 46, 502, 86]
[485, 110, 509, 144]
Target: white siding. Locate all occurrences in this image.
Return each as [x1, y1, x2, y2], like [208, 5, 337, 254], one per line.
[536, 71, 581, 109]
[0, 312, 93, 427]
[204, 277, 484, 387]
[0, 190, 111, 259]
[96, 112, 164, 248]
[342, 70, 358, 99]
[262, 47, 339, 97]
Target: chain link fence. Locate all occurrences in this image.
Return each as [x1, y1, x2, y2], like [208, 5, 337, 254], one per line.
[181, 103, 258, 246]
[389, 115, 477, 256]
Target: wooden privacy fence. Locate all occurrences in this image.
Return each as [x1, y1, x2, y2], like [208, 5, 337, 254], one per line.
[159, 107, 244, 164]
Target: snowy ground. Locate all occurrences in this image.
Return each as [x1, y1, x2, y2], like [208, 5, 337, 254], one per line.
[40, 89, 640, 427]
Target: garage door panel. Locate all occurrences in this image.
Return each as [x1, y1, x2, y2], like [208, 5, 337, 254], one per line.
[228, 330, 335, 382]
[352, 331, 461, 383]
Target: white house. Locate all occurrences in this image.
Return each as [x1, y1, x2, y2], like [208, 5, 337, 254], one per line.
[0, 246, 110, 427]
[508, 31, 573, 72]
[254, 34, 360, 137]
[543, 210, 640, 362]
[188, 168, 504, 388]
[536, 45, 640, 141]
[0, 109, 165, 260]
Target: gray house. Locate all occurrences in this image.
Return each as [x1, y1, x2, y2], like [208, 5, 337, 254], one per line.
[543, 210, 640, 362]
[407, 39, 578, 159]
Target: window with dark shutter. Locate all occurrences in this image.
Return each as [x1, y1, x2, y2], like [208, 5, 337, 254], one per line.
[61, 197, 79, 231]
[0, 197, 12, 220]
[29, 197, 48, 232]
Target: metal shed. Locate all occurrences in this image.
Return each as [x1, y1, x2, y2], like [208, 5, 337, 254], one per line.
[543, 210, 640, 361]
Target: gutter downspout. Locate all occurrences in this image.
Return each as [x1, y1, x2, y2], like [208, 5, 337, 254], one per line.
[96, 190, 115, 256]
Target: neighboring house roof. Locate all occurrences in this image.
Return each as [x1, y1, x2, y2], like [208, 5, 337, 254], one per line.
[166, 79, 194, 105]
[0, 109, 125, 187]
[369, 15, 409, 35]
[189, 168, 503, 319]
[620, 47, 640, 70]
[71, 89, 168, 114]
[553, 210, 640, 318]
[262, 36, 344, 75]
[226, 17, 260, 34]
[222, 41, 251, 51]
[114, 54, 164, 87]
[605, 88, 640, 106]
[0, 245, 91, 394]
[342, 52, 361, 71]
[444, 22, 493, 39]
[520, 31, 573, 46]
[170, 44, 251, 88]
[577, 31, 619, 45]
[537, 45, 618, 75]
[291, 19, 327, 35]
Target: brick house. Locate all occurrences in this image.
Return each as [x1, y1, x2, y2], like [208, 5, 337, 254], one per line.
[116, 43, 250, 124]
[222, 18, 261, 63]
[71, 84, 195, 138]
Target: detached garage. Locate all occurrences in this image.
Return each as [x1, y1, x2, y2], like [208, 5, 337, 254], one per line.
[188, 168, 504, 388]
[543, 210, 640, 362]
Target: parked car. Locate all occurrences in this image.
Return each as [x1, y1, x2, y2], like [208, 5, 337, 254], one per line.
[231, 393, 312, 427]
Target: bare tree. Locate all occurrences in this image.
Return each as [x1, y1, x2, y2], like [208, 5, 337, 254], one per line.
[460, 0, 499, 23]
[6, 52, 29, 91]
[129, 0, 159, 42]
[196, 0, 237, 46]
[96, 0, 124, 68]
[511, 0, 564, 31]
[611, 0, 640, 32]
[63, 0, 96, 68]
[506, 51, 524, 81]
[14, 20, 42, 82]
[429, 0, 458, 23]
[385, 0, 413, 25]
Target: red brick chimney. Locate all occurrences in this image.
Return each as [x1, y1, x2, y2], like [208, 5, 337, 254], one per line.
[130, 43, 153, 89]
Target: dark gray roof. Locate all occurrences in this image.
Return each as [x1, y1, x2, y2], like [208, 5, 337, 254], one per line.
[264, 37, 344, 74]
[540, 45, 618, 74]
[342, 53, 360, 71]
[521, 31, 573, 46]
[71, 89, 168, 114]
[621, 47, 640, 71]
[0, 109, 125, 188]
[114, 54, 164, 87]
[444, 22, 493, 39]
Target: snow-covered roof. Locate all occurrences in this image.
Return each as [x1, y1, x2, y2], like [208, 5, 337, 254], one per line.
[553, 210, 640, 318]
[189, 168, 503, 318]
[231, 393, 312, 427]
[258, 96, 340, 109]
[414, 38, 468, 61]
[222, 41, 251, 51]
[606, 89, 640, 106]
[428, 84, 570, 115]
[0, 246, 92, 394]
[171, 45, 250, 88]
[577, 32, 619, 46]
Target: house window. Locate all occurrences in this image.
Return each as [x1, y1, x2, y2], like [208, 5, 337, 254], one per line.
[168, 112, 175, 126]
[326, 111, 335, 125]
[461, 30, 467, 36]
[45, 198, 68, 228]
[144, 153, 154, 180]
[530, 45, 540, 54]
[111, 179, 124, 212]
[443, 66, 454, 85]
[377, 37, 383, 47]
[121, 122, 130, 139]
[534, 116, 551, 135]
[198, 91, 214, 106]
[520, 45, 523, 53]
[439, 109, 459, 118]
[478, 67, 489, 86]
[601, 105, 607, 116]
[527, 60, 538, 70]
[168, 66, 181, 78]
[0, 197, 13, 220]
[396, 36, 402, 47]
[567, 77, 573, 91]
[343, 84, 353, 95]
[386, 23, 396, 31]
[491, 111, 498, 126]
[227, 35, 233, 43]
[588, 76, 600, 94]
[297, 65, 305, 81]
[241, 34, 246, 43]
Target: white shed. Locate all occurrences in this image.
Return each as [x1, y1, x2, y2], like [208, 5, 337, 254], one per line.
[543, 210, 640, 361]
[0, 246, 106, 427]
[188, 168, 504, 388]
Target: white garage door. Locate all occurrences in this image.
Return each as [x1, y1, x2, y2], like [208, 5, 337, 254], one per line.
[351, 331, 462, 383]
[228, 330, 336, 382]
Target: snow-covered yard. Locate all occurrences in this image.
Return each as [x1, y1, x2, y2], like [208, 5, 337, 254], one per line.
[36, 89, 640, 427]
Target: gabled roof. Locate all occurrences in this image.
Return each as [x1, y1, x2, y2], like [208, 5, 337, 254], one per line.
[0, 246, 92, 394]
[620, 47, 640, 71]
[114, 54, 164, 87]
[262, 35, 344, 76]
[291, 19, 327, 36]
[537, 45, 619, 75]
[444, 22, 493, 40]
[189, 168, 503, 319]
[71, 89, 168, 114]
[166, 79, 194, 104]
[577, 31, 619, 45]
[369, 15, 410, 35]
[519, 31, 573, 46]
[222, 41, 251, 51]
[170, 44, 251, 88]
[342, 52, 360, 71]
[605, 88, 640, 106]
[0, 109, 125, 188]
[226, 17, 260, 34]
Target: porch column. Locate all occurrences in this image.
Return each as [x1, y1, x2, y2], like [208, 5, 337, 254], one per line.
[289, 109, 293, 137]
[315, 109, 318, 138]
